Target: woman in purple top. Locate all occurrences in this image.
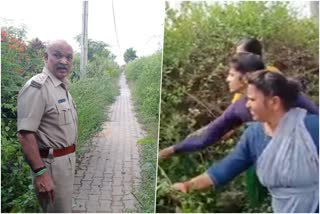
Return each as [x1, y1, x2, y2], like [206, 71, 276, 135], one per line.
[171, 70, 319, 213]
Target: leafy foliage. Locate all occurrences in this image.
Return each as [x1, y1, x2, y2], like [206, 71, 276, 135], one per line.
[87, 55, 120, 79]
[1, 26, 45, 213]
[69, 76, 119, 153]
[125, 51, 162, 212]
[74, 35, 116, 61]
[124, 48, 138, 64]
[157, 1, 318, 213]
[73, 35, 120, 80]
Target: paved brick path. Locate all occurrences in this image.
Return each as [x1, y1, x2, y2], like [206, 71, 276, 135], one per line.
[72, 73, 145, 213]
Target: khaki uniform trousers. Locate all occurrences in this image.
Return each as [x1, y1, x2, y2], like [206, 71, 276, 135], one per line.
[32, 152, 75, 213]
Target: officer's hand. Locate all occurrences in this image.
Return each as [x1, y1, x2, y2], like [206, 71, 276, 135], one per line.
[35, 171, 55, 204]
[172, 182, 188, 193]
[158, 146, 175, 160]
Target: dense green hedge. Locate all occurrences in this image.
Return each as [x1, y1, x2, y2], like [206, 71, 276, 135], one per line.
[69, 76, 119, 152]
[125, 51, 162, 212]
[157, 1, 318, 213]
[1, 27, 45, 212]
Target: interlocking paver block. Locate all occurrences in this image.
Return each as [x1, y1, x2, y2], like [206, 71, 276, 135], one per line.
[72, 74, 143, 213]
[73, 199, 87, 212]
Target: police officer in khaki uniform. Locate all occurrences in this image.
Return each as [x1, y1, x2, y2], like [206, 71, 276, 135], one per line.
[17, 40, 78, 212]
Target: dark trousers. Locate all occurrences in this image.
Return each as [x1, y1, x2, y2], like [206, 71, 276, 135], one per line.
[245, 167, 268, 207]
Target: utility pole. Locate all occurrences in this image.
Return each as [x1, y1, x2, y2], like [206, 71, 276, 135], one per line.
[80, 0, 88, 78]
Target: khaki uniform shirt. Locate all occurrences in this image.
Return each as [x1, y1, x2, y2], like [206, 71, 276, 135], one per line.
[17, 67, 78, 149]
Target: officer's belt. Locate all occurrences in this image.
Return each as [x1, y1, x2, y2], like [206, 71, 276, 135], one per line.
[39, 144, 76, 158]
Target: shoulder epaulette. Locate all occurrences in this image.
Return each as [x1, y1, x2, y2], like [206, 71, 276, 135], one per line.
[30, 73, 48, 89]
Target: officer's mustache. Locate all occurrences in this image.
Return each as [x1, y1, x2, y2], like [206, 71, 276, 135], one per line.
[57, 64, 68, 70]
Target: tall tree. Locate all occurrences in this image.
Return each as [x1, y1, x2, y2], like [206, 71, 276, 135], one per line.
[123, 48, 138, 63]
[75, 35, 113, 61]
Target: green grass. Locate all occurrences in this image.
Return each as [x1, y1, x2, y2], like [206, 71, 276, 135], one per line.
[127, 88, 159, 213]
[69, 76, 119, 155]
[125, 52, 162, 213]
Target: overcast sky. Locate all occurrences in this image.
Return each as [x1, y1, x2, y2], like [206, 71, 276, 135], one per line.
[1, 0, 165, 65]
[0, 0, 314, 66]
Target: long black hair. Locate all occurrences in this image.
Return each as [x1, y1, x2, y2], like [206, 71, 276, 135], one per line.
[237, 37, 263, 57]
[229, 52, 265, 74]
